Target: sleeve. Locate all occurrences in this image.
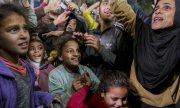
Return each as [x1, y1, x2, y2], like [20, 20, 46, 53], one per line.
[38, 72, 49, 91]
[127, 0, 150, 24]
[83, 9, 99, 30]
[26, 7, 38, 29]
[48, 71, 74, 107]
[67, 86, 89, 108]
[110, 0, 136, 37]
[83, 66, 100, 91]
[33, 91, 53, 108]
[35, 6, 46, 20]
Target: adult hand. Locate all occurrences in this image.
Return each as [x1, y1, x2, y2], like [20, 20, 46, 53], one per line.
[84, 33, 100, 52]
[44, 0, 61, 13]
[53, 10, 71, 26]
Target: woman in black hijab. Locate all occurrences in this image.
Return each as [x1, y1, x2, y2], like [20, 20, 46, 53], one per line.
[110, 0, 180, 107]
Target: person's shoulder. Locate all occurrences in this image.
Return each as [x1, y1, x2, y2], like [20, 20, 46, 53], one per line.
[49, 65, 64, 76]
[79, 64, 91, 70]
[113, 22, 124, 30]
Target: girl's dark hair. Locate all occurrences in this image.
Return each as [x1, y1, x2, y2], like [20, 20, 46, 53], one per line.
[0, 3, 27, 24]
[54, 33, 81, 56]
[65, 12, 88, 33]
[29, 39, 43, 45]
[98, 70, 129, 93]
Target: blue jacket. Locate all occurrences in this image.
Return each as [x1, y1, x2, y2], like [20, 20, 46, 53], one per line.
[0, 60, 53, 108]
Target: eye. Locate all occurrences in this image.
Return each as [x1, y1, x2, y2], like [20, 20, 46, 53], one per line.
[7, 26, 19, 33]
[67, 49, 74, 53]
[163, 5, 172, 11]
[29, 47, 35, 51]
[23, 26, 29, 32]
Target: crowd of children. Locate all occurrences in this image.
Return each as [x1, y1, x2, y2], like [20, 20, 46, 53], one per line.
[0, 0, 180, 108]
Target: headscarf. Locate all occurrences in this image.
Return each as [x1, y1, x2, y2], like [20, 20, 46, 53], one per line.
[134, 0, 180, 93]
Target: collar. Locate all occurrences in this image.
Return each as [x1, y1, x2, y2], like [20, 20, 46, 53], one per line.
[0, 60, 15, 78]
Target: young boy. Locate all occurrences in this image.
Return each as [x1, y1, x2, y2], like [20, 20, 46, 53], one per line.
[48, 36, 100, 108]
[67, 70, 129, 108]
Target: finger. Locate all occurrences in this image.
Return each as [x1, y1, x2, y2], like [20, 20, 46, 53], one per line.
[85, 40, 96, 44]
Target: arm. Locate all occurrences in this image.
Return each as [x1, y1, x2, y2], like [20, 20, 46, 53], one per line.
[81, 66, 100, 91]
[67, 86, 89, 108]
[127, 0, 150, 24]
[48, 71, 74, 107]
[110, 0, 136, 37]
[33, 91, 53, 108]
[82, 2, 100, 30]
[21, 0, 37, 28]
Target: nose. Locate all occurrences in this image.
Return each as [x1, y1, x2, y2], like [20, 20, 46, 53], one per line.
[73, 51, 80, 56]
[115, 99, 123, 107]
[20, 28, 29, 39]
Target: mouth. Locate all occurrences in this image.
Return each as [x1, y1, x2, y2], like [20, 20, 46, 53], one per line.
[33, 54, 42, 58]
[67, 27, 73, 31]
[18, 42, 28, 49]
[71, 57, 80, 63]
[153, 17, 163, 23]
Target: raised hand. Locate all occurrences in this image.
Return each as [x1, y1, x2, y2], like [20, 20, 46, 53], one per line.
[53, 10, 71, 26]
[84, 33, 100, 52]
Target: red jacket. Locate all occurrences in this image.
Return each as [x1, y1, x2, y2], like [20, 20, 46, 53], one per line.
[67, 85, 108, 108]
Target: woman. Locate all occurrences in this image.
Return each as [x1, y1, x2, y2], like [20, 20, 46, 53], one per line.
[109, 0, 180, 107]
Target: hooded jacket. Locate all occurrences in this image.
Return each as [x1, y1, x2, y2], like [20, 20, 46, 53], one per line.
[0, 60, 53, 108]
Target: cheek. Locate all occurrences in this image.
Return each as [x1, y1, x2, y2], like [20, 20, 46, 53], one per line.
[104, 97, 114, 105]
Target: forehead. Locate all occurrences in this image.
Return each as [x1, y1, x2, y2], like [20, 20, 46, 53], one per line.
[101, 0, 109, 2]
[157, 0, 175, 5]
[64, 40, 79, 48]
[105, 86, 128, 98]
[30, 41, 43, 46]
[0, 13, 25, 27]
[69, 19, 77, 23]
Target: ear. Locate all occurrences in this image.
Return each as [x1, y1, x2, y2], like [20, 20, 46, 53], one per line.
[58, 56, 63, 61]
[101, 93, 105, 98]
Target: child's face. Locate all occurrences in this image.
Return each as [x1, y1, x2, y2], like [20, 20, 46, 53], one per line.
[28, 41, 45, 63]
[66, 19, 77, 32]
[61, 40, 81, 68]
[99, 0, 114, 21]
[0, 13, 29, 56]
[101, 86, 128, 108]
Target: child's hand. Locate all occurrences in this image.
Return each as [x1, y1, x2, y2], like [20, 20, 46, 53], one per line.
[84, 33, 100, 52]
[72, 77, 84, 91]
[81, 72, 91, 86]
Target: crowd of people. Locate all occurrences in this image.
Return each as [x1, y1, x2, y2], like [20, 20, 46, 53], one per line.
[0, 0, 180, 108]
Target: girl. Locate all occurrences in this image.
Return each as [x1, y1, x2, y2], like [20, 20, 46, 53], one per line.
[27, 39, 55, 91]
[0, 3, 53, 108]
[48, 36, 100, 108]
[67, 70, 129, 108]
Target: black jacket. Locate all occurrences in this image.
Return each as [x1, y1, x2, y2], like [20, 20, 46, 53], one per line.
[82, 21, 133, 78]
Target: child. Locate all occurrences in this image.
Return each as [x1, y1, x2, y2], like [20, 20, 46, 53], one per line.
[48, 36, 100, 108]
[27, 39, 55, 91]
[0, 3, 54, 108]
[67, 70, 129, 108]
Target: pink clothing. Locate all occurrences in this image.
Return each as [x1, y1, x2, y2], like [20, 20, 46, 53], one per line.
[67, 85, 108, 108]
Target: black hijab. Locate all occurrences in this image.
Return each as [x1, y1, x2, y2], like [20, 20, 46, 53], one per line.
[134, 0, 180, 93]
